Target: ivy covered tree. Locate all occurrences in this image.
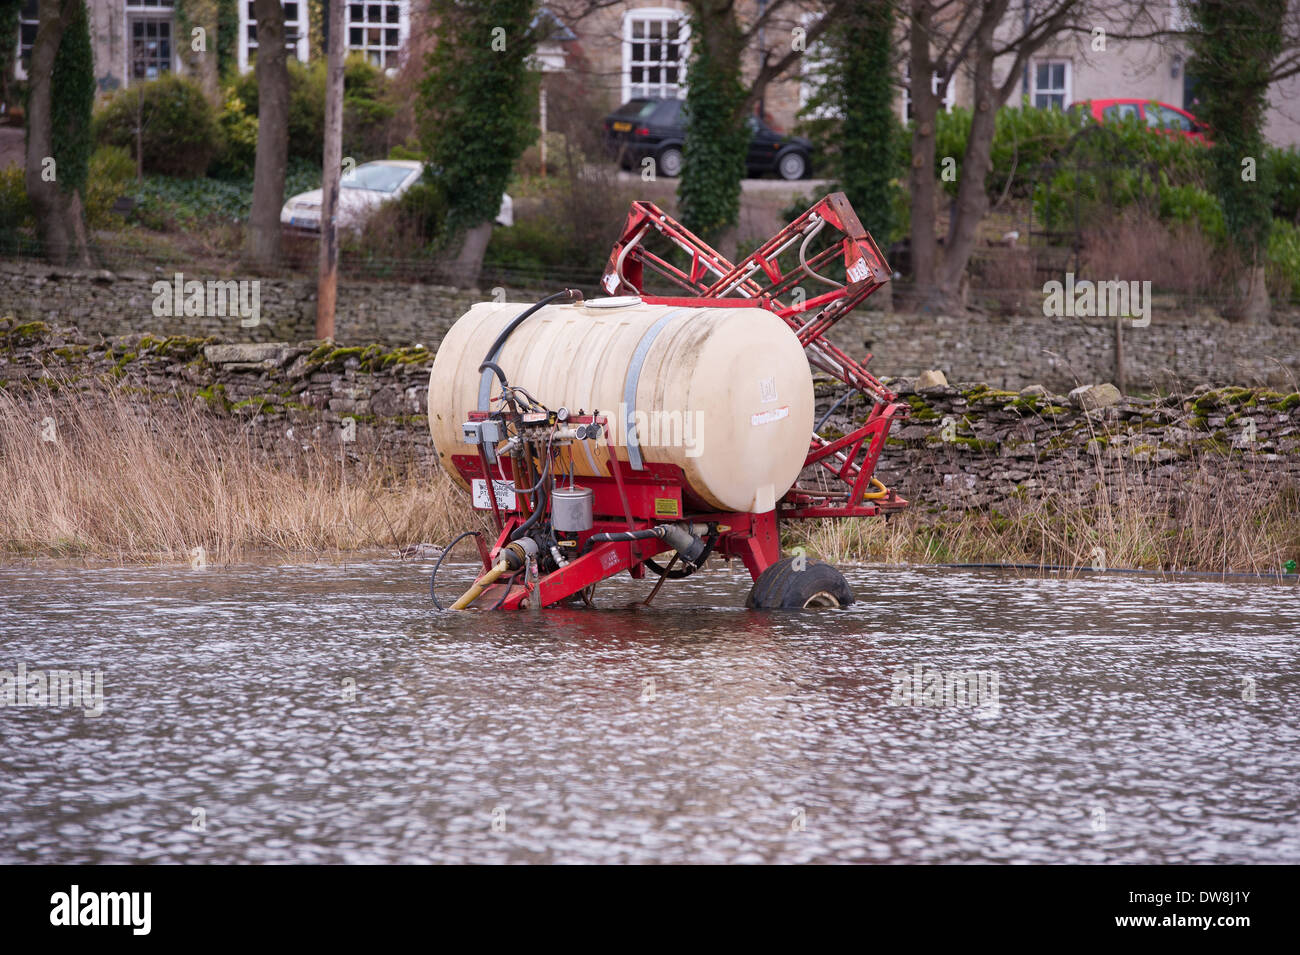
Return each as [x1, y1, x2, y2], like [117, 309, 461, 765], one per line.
[25, 0, 95, 266]
[678, 2, 749, 248]
[1189, 0, 1288, 321]
[802, 0, 900, 244]
[0, 0, 21, 108]
[175, 0, 221, 102]
[418, 0, 538, 285]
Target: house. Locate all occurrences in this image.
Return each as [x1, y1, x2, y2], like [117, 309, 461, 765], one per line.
[11, 0, 1299, 146]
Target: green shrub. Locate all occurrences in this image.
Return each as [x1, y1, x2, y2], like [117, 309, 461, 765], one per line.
[1266, 219, 1300, 300]
[94, 73, 220, 177]
[351, 179, 448, 261]
[229, 54, 394, 166]
[211, 86, 259, 179]
[84, 145, 134, 228]
[1157, 183, 1226, 241]
[126, 158, 319, 229]
[1268, 145, 1300, 223]
[0, 163, 30, 229]
[228, 59, 322, 164]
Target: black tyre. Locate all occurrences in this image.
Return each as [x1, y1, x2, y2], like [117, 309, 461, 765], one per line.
[776, 149, 808, 181]
[657, 145, 684, 178]
[745, 556, 855, 609]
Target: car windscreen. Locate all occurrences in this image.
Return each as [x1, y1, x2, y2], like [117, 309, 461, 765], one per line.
[341, 164, 414, 193]
[650, 99, 684, 125]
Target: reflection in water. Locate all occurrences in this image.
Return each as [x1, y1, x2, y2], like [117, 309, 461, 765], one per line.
[0, 560, 1296, 863]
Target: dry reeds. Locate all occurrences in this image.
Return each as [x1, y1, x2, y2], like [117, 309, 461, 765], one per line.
[0, 376, 470, 564]
[790, 442, 1300, 575]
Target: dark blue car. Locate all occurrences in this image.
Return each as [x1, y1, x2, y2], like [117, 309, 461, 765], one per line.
[602, 98, 814, 181]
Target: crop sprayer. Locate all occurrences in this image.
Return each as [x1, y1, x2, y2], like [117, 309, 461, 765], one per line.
[426, 192, 909, 610]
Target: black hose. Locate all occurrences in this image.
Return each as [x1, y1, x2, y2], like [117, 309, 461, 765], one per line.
[479, 288, 583, 375]
[479, 360, 511, 396]
[815, 389, 856, 433]
[429, 530, 486, 610]
[488, 569, 524, 610]
[645, 531, 718, 580]
[584, 529, 661, 552]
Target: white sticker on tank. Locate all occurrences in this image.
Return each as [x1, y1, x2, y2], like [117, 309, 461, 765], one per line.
[602, 272, 619, 294]
[751, 406, 790, 427]
[758, 377, 778, 403]
[472, 478, 516, 509]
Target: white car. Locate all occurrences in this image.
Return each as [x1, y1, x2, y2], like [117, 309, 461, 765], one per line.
[280, 159, 514, 233]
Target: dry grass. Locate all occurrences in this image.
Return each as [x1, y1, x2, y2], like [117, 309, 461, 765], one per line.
[0, 378, 470, 564]
[1079, 209, 1227, 298]
[791, 452, 1300, 575]
[4, 376, 1294, 574]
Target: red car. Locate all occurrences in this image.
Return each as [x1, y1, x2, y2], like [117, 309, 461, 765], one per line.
[1072, 98, 1212, 145]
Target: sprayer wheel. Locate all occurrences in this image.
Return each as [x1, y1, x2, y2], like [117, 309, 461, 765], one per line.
[745, 557, 855, 610]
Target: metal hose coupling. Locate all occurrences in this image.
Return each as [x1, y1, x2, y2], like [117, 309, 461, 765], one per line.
[655, 523, 708, 567]
[500, 538, 539, 571]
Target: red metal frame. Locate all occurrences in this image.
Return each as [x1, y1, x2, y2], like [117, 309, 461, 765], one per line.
[450, 194, 907, 610]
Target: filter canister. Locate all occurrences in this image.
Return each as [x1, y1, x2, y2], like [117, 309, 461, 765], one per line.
[551, 486, 594, 532]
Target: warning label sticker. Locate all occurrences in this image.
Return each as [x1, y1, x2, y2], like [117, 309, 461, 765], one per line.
[654, 497, 680, 517]
[471, 478, 516, 509]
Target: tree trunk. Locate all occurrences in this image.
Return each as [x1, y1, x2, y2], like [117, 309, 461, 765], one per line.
[1232, 264, 1270, 323]
[315, 0, 345, 340]
[247, 0, 289, 267]
[25, 0, 91, 267]
[448, 221, 493, 288]
[182, 0, 221, 104]
[936, 40, 1000, 310]
[907, 0, 938, 301]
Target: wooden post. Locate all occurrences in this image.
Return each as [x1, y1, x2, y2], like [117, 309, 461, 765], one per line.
[1114, 312, 1125, 395]
[316, 0, 345, 341]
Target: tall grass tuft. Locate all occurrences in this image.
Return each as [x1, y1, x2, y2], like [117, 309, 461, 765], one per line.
[791, 448, 1300, 575]
[0, 377, 469, 564]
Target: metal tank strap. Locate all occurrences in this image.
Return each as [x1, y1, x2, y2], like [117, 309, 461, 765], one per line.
[622, 307, 689, 471]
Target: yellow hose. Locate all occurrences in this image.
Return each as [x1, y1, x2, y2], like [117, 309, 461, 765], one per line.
[862, 478, 890, 501]
[451, 560, 510, 611]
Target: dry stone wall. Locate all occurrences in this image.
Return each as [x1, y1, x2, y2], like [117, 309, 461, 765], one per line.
[3, 260, 1299, 392]
[4, 318, 1297, 519]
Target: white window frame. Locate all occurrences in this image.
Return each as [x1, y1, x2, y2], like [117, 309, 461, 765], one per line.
[238, 1, 311, 74]
[1031, 59, 1071, 110]
[123, 0, 179, 87]
[622, 7, 689, 103]
[901, 66, 956, 122]
[345, 0, 410, 74]
[13, 0, 38, 81]
[798, 14, 837, 120]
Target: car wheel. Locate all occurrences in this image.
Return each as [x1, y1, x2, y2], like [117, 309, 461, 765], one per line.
[657, 146, 684, 178]
[776, 150, 808, 181]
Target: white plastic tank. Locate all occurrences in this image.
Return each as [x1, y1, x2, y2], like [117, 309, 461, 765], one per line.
[427, 297, 814, 513]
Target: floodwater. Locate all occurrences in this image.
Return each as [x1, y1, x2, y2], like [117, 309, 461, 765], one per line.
[0, 560, 1296, 864]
